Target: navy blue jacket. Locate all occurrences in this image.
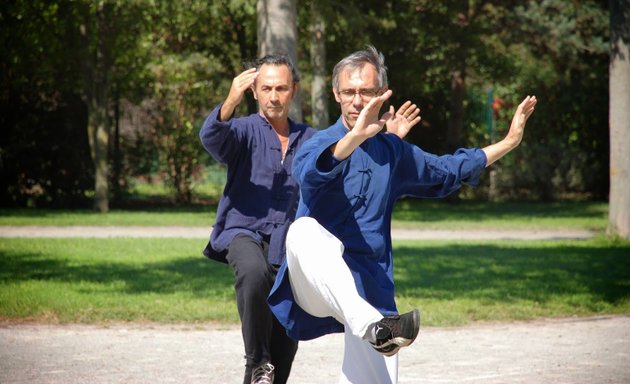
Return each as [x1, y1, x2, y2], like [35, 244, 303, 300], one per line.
[199, 104, 316, 265]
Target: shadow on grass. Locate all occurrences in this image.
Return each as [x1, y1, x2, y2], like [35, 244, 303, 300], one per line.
[393, 240, 630, 305]
[0, 251, 234, 297]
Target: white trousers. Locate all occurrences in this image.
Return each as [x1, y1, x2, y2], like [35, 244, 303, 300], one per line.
[286, 217, 398, 384]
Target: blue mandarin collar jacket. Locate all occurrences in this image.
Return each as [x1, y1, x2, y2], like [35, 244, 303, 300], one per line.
[269, 116, 487, 340]
[199, 104, 316, 265]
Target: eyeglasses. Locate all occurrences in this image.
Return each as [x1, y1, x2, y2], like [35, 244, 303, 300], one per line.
[337, 88, 381, 102]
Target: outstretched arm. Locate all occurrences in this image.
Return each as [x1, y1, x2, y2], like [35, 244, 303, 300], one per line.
[482, 95, 537, 167]
[219, 68, 259, 121]
[385, 101, 422, 140]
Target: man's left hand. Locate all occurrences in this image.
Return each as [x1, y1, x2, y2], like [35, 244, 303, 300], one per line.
[385, 101, 421, 140]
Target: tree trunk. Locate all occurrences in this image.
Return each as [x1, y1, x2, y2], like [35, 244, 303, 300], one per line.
[446, 68, 465, 152]
[608, 0, 630, 239]
[257, 0, 302, 122]
[229, 7, 258, 115]
[112, 96, 121, 200]
[446, 1, 469, 153]
[444, 2, 471, 204]
[443, 67, 465, 204]
[82, 3, 111, 213]
[91, 102, 109, 213]
[310, 1, 328, 129]
[487, 87, 499, 201]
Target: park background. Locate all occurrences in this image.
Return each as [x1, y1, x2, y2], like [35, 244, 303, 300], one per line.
[0, 0, 619, 209]
[1, 0, 629, 327]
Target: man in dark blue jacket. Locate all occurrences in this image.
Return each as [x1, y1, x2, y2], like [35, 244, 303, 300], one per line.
[199, 54, 315, 384]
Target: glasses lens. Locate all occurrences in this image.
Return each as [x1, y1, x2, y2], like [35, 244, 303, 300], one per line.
[340, 89, 379, 101]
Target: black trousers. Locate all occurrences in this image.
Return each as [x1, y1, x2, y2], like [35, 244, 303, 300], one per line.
[226, 234, 298, 384]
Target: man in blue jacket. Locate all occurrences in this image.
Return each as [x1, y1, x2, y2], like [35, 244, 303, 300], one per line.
[268, 46, 537, 383]
[199, 54, 315, 384]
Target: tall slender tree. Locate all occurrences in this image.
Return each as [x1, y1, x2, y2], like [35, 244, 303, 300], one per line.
[309, 0, 328, 128]
[80, 1, 113, 212]
[608, 0, 630, 239]
[445, 0, 470, 153]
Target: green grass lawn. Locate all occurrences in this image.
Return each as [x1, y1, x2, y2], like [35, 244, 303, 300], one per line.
[1, 236, 628, 326]
[0, 238, 235, 324]
[391, 200, 608, 230]
[0, 200, 608, 230]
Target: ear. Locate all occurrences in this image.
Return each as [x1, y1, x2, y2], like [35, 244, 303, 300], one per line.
[251, 85, 258, 101]
[333, 89, 341, 103]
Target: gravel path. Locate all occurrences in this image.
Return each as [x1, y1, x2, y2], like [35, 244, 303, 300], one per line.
[0, 226, 597, 240]
[1, 316, 628, 384]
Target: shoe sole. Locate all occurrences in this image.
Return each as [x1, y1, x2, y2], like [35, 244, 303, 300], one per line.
[374, 309, 421, 356]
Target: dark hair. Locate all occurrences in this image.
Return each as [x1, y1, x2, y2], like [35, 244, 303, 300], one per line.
[332, 45, 387, 90]
[245, 54, 300, 84]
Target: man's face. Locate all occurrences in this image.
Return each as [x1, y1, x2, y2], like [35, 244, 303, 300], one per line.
[333, 63, 381, 129]
[252, 64, 296, 125]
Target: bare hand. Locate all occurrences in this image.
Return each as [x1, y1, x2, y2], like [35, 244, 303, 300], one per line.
[482, 95, 538, 167]
[331, 90, 394, 161]
[505, 95, 537, 148]
[351, 90, 394, 140]
[226, 68, 259, 106]
[220, 68, 259, 120]
[385, 101, 421, 139]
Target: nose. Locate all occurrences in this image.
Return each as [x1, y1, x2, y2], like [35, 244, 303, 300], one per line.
[270, 89, 279, 101]
[351, 93, 363, 108]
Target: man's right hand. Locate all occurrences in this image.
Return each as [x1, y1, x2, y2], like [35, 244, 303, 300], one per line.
[220, 68, 259, 121]
[331, 90, 393, 161]
[351, 89, 393, 140]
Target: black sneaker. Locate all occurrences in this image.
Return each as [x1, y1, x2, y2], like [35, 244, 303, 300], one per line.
[369, 309, 420, 356]
[251, 362, 274, 384]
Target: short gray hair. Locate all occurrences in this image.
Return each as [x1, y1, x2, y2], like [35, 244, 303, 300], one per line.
[332, 45, 388, 90]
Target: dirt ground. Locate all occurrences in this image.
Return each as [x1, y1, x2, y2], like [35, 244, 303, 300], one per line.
[1, 316, 629, 384]
[0, 225, 597, 241]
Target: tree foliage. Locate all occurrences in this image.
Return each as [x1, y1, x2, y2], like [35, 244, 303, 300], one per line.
[1, 1, 92, 207]
[0, 0, 611, 207]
